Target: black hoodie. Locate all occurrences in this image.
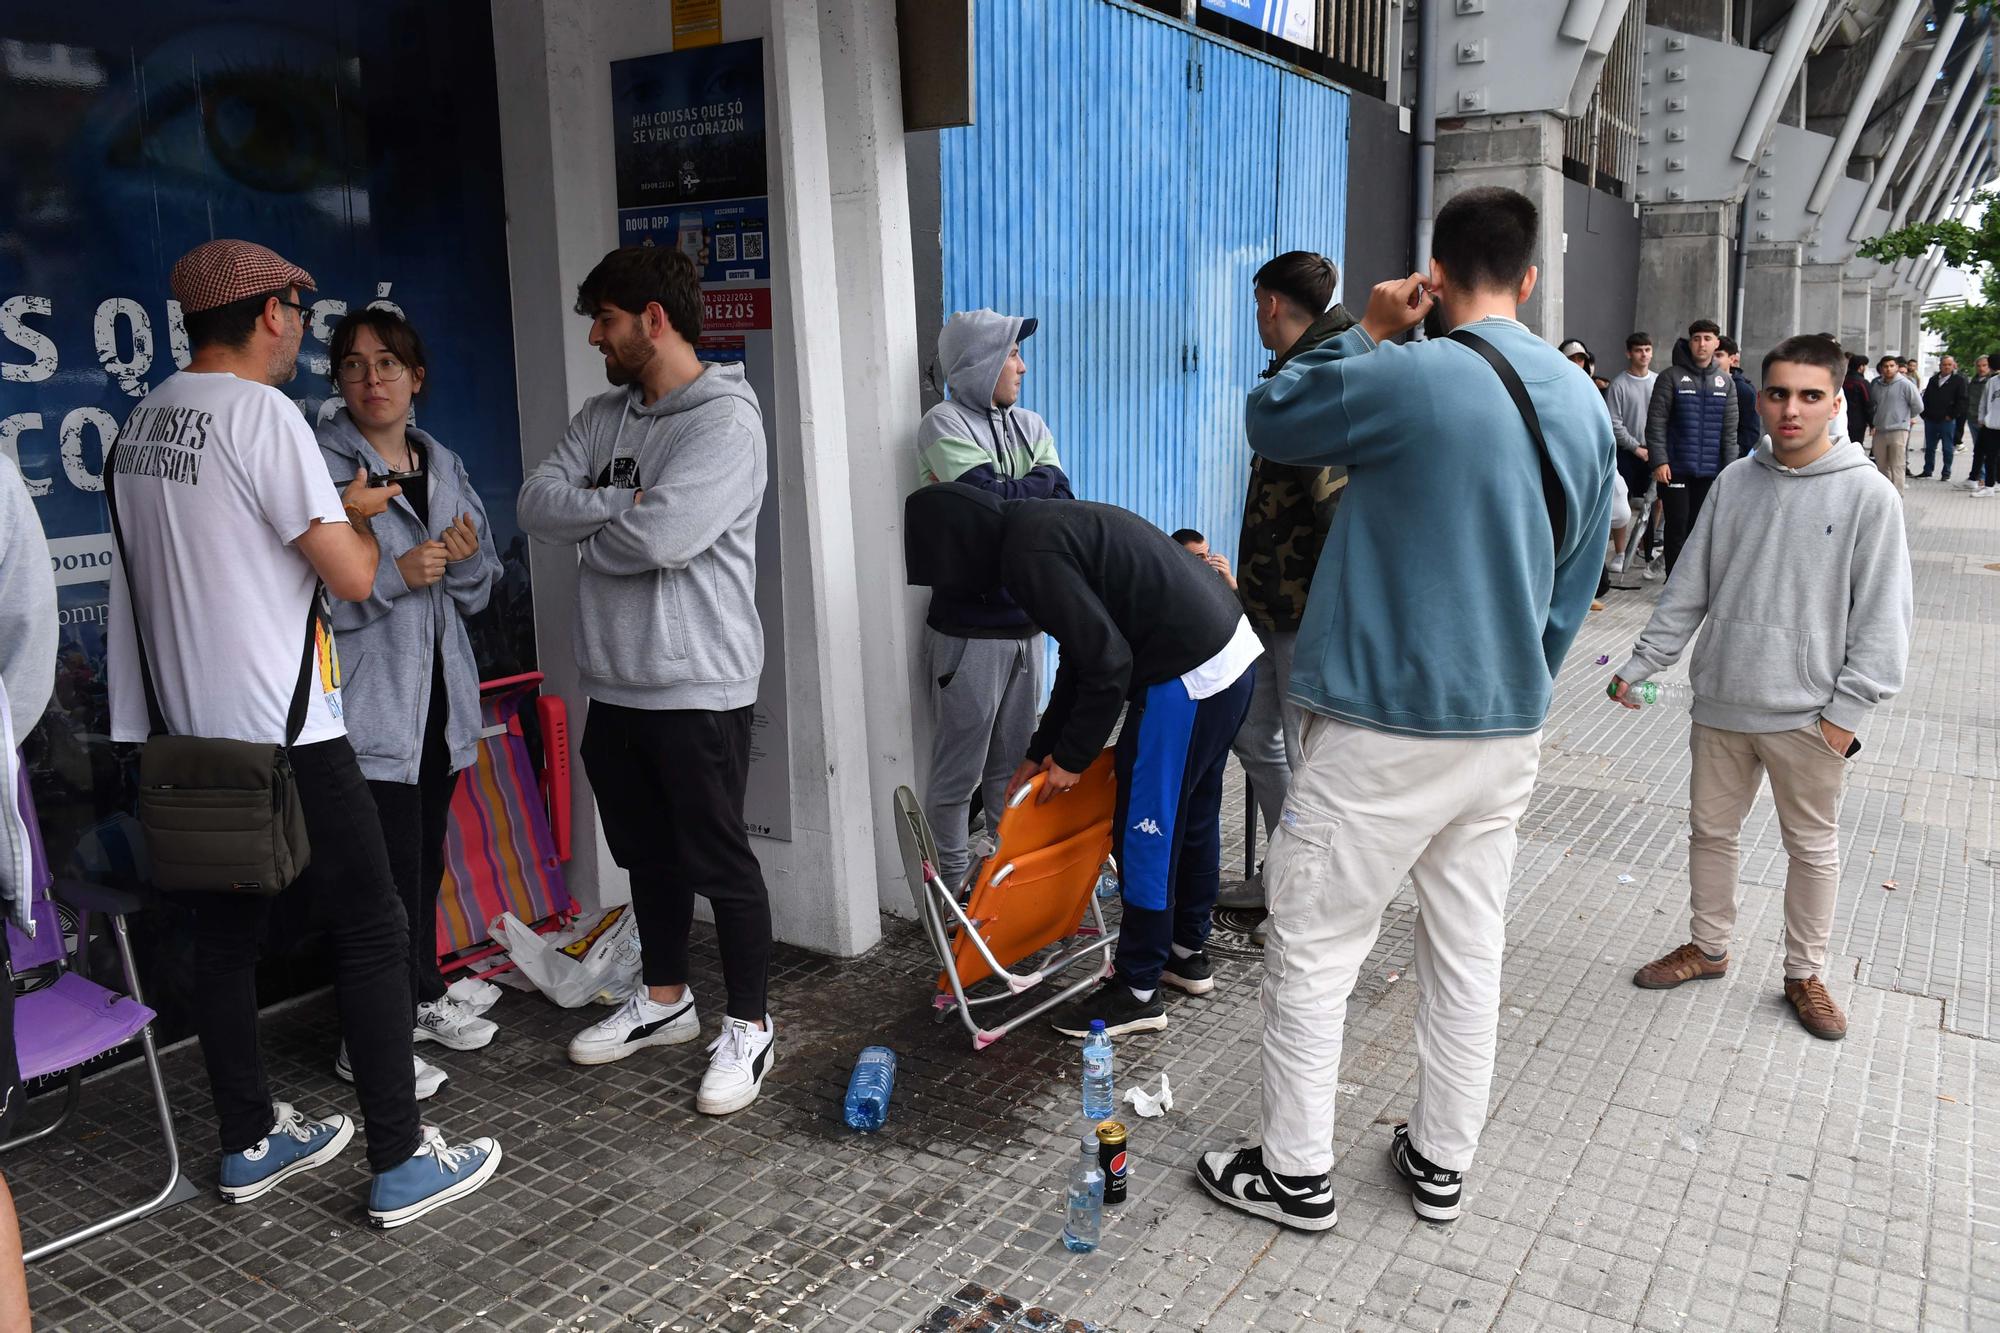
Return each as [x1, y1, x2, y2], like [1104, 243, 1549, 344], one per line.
[904, 484, 1243, 772]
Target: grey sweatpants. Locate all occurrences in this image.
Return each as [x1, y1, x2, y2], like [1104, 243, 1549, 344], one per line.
[1230, 627, 1300, 843]
[921, 629, 1043, 887]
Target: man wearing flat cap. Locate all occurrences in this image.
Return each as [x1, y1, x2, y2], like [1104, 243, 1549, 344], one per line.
[106, 239, 501, 1228]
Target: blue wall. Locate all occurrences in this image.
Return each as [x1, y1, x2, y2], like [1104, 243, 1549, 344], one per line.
[938, 0, 1349, 562]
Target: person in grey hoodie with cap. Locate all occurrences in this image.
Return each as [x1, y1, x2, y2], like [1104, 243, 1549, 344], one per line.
[914, 309, 1071, 890]
[518, 247, 775, 1116]
[1610, 334, 1911, 1044]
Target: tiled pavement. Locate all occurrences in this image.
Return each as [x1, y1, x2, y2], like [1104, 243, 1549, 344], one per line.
[16, 481, 2000, 1331]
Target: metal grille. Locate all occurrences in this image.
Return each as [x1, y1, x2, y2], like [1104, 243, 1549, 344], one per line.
[1318, 0, 1395, 86]
[1563, 0, 1647, 197]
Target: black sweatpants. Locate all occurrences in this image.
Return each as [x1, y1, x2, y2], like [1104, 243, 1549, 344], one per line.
[368, 669, 461, 1013]
[580, 702, 772, 1021]
[1662, 474, 1717, 576]
[187, 737, 420, 1173]
[1976, 427, 2000, 486]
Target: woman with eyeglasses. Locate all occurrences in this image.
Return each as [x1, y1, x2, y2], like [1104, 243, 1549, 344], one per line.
[316, 308, 504, 1098]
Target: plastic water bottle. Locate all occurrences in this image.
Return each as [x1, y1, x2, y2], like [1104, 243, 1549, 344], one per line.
[1061, 1131, 1105, 1253]
[1613, 679, 1693, 708]
[1094, 861, 1118, 901]
[842, 1046, 897, 1131]
[1082, 1021, 1115, 1121]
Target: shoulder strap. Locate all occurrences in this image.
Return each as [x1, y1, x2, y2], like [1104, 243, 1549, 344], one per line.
[102, 446, 167, 740]
[1447, 329, 1567, 557]
[104, 442, 321, 748]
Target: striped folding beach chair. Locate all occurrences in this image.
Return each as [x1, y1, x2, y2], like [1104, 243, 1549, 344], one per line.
[435, 673, 574, 978]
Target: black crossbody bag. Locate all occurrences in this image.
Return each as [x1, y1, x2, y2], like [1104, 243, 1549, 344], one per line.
[1448, 328, 1569, 559]
[106, 447, 315, 895]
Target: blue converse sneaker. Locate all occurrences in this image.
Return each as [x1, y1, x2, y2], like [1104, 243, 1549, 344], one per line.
[218, 1102, 354, 1204]
[366, 1126, 502, 1230]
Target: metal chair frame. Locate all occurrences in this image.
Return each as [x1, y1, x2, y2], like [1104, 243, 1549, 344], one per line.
[896, 781, 1117, 1051]
[2, 880, 183, 1262]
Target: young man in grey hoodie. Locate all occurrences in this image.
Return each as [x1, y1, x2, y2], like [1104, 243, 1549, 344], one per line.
[1610, 334, 1912, 1042]
[517, 247, 775, 1114]
[914, 309, 1070, 890]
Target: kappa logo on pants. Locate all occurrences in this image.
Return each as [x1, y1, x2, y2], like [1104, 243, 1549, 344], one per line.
[1132, 818, 1164, 837]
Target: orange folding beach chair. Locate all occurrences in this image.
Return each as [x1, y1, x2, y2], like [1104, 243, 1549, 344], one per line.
[895, 748, 1119, 1050]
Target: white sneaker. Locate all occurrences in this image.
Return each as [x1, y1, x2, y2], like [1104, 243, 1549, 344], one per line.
[414, 996, 499, 1052]
[695, 1015, 775, 1116]
[335, 1043, 449, 1100]
[1608, 554, 1626, 573]
[444, 977, 504, 1016]
[567, 990, 700, 1066]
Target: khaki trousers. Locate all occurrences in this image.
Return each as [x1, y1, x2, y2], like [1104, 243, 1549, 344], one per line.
[1870, 428, 1909, 493]
[1687, 722, 1848, 980]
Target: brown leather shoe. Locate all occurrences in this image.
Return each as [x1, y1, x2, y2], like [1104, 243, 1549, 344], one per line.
[1785, 975, 1848, 1041]
[1633, 942, 1728, 990]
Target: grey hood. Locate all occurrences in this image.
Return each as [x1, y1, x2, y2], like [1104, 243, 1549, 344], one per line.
[938, 309, 1035, 408]
[1749, 436, 1876, 477]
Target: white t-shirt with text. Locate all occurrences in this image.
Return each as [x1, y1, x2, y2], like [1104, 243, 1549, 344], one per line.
[108, 371, 350, 747]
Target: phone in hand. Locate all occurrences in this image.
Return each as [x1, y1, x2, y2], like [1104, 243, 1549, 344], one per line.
[368, 469, 423, 487]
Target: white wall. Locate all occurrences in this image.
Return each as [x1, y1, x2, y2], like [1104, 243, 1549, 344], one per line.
[489, 0, 922, 956]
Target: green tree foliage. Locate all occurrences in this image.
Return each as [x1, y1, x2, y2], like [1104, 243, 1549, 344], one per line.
[1858, 190, 2000, 366]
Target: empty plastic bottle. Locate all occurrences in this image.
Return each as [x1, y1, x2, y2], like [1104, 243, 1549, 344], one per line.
[1082, 1020, 1115, 1121]
[842, 1046, 897, 1131]
[1061, 1131, 1105, 1253]
[1094, 862, 1119, 901]
[1613, 679, 1692, 708]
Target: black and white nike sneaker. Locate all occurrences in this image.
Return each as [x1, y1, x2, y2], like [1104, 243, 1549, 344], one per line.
[1195, 1145, 1337, 1232]
[566, 989, 700, 1066]
[1389, 1124, 1463, 1222]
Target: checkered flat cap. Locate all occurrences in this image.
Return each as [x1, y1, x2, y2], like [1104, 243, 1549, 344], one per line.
[170, 239, 316, 314]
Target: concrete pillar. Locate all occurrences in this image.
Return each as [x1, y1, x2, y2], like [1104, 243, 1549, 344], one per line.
[1798, 263, 1844, 342]
[1903, 302, 1925, 368]
[1435, 112, 1567, 339]
[817, 0, 927, 919]
[1841, 275, 1872, 355]
[1635, 202, 1735, 354]
[1740, 245, 1802, 381]
[490, 0, 887, 955]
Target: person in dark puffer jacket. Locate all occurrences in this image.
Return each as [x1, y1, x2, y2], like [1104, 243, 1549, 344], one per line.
[1645, 318, 1737, 575]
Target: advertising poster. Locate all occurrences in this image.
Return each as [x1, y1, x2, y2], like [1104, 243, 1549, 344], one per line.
[0, 1, 535, 1030]
[611, 40, 791, 841]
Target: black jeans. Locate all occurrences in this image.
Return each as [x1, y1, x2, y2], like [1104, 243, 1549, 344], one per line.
[1976, 427, 2000, 486]
[186, 738, 419, 1173]
[1662, 474, 1716, 576]
[368, 673, 460, 1012]
[580, 702, 772, 1021]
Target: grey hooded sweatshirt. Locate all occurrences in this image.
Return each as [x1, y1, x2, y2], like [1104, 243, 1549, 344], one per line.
[518, 363, 765, 711]
[1615, 437, 1911, 736]
[916, 309, 1071, 636]
[1, 453, 56, 930]
[317, 412, 501, 784]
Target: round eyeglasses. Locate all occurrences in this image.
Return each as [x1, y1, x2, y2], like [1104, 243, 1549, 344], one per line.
[336, 356, 408, 384]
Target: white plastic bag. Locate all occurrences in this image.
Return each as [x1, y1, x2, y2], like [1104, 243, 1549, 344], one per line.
[491, 906, 641, 1008]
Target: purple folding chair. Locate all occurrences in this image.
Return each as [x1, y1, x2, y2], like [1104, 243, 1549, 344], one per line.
[3, 765, 182, 1260]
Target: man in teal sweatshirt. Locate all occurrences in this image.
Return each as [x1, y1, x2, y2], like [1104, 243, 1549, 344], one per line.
[1196, 187, 1615, 1234]
[1613, 334, 1912, 1042]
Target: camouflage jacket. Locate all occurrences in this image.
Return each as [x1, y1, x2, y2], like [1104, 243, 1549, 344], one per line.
[1236, 305, 1357, 633]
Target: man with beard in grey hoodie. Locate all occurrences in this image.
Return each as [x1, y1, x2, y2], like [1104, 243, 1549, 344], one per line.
[1610, 334, 1912, 1042]
[914, 310, 1071, 891]
[518, 247, 775, 1115]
